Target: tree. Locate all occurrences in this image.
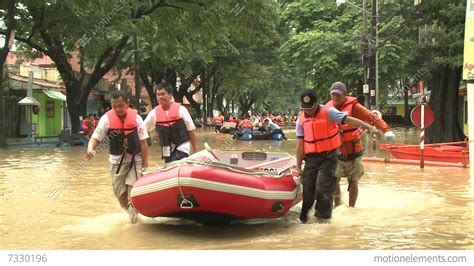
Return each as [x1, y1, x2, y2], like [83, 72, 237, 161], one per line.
[414, 0, 466, 143]
[0, 0, 16, 147]
[13, 0, 194, 133]
[137, 0, 283, 119]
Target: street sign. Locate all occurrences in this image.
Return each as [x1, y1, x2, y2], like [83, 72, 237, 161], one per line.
[363, 84, 369, 94]
[410, 104, 434, 128]
[463, 0, 474, 80]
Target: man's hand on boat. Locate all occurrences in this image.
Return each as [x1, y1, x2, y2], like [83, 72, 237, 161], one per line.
[295, 165, 302, 176]
[142, 160, 148, 170]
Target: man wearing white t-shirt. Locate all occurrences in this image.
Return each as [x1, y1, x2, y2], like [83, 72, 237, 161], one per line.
[87, 90, 149, 224]
[144, 83, 197, 163]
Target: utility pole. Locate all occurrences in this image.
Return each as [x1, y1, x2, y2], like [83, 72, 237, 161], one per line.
[368, 0, 379, 110]
[337, 0, 377, 109]
[133, 32, 141, 107]
[374, 0, 379, 109]
[362, 0, 369, 107]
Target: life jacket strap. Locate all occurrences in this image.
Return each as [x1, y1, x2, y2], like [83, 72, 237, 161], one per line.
[304, 131, 339, 143]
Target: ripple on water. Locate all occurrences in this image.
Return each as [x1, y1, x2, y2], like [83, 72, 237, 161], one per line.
[0, 128, 473, 249]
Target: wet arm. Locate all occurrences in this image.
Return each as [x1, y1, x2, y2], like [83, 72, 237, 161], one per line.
[143, 111, 156, 133]
[352, 103, 391, 132]
[188, 130, 197, 153]
[140, 139, 148, 168]
[86, 137, 100, 159]
[296, 138, 304, 173]
[344, 116, 382, 136]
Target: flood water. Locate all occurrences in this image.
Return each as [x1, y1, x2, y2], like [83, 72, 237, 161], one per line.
[1, 127, 472, 249]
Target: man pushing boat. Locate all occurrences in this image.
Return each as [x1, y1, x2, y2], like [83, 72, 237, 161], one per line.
[86, 90, 149, 224]
[325, 82, 395, 207]
[295, 89, 382, 223]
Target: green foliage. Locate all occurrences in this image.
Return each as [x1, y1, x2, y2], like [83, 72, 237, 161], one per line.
[3, 0, 467, 117]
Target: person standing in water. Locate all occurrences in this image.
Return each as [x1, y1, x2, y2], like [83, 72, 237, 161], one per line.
[295, 89, 382, 223]
[87, 90, 149, 224]
[326, 82, 395, 207]
[213, 111, 224, 133]
[144, 83, 197, 163]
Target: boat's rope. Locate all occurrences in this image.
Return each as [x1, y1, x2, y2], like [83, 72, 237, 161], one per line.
[176, 160, 193, 209]
[144, 157, 293, 178]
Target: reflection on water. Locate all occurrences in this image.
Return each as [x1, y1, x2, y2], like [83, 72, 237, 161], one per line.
[0, 127, 472, 249]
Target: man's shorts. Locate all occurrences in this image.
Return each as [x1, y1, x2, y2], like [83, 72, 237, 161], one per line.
[335, 156, 364, 181]
[110, 161, 142, 199]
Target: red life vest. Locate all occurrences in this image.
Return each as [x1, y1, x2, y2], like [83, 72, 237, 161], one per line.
[214, 115, 224, 126]
[154, 102, 190, 147]
[229, 116, 237, 123]
[300, 105, 341, 154]
[326, 97, 364, 142]
[241, 119, 252, 129]
[155, 102, 181, 126]
[107, 108, 140, 156]
[82, 118, 96, 136]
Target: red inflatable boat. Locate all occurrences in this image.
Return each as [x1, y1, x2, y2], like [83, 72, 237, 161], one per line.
[130, 144, 302, 224]
[379, 142, 469, 165]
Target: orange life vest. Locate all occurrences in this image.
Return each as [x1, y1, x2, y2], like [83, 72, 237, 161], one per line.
[241, 119, 252, 129]
[300, 105, 341, 154]
[155, 102, 190, 147]
[107, 108, 140, 156]
[326, 97, 364, 155]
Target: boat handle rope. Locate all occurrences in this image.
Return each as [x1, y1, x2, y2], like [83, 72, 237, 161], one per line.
[176, 161, 193, 209]
[149, 159, 288, 178]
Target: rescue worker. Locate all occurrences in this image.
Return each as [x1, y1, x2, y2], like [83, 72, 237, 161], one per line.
[82, 114, 97, 137]
[144, 83, 197, 163]
[326, 82, 395, 207]
[274, 114, 284, 126]
[213, 111, 224, 133]
[251, 115, 260, 128]
[295, 89, 382, 223]
[239, 114, 253, 133]
[263, 118, 287, 140]
[267, 113, 275, 122]
[87, 90, 149, 224]
[229, 114, 237, 123]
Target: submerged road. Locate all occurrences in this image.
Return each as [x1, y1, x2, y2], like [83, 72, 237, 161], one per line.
[0, 127, 472, 249]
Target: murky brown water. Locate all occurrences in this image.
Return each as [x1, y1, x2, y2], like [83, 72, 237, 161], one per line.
[1, 127, 472, 249]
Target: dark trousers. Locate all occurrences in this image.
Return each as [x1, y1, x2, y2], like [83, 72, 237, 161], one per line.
[301, 149, 338, 219]
[164, 149, 189, 163]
